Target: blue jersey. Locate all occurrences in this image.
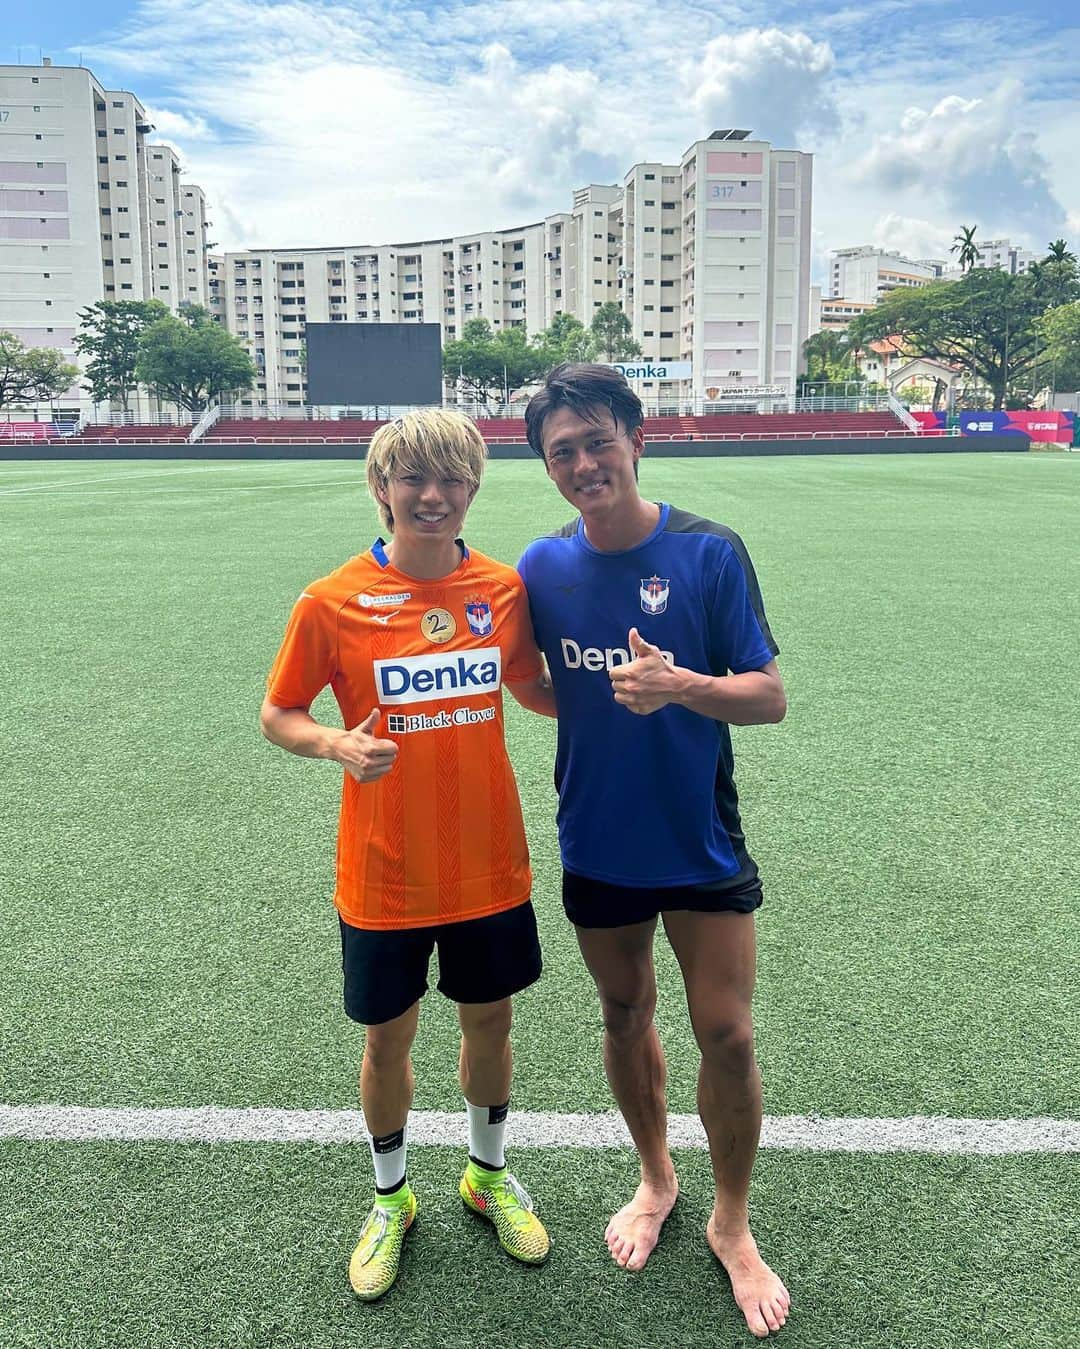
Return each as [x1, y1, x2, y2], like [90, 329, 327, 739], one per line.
[518, 503, 778, 887]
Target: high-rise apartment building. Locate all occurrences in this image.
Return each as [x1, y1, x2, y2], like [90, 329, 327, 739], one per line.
[829, 246, 936, 303]
[937, 237, 1040, 282]
[216, 131, 812, 410]
[0, 60, 211, 416]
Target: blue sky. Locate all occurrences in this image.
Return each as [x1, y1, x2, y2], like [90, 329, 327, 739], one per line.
[10, 0, 1080, 275]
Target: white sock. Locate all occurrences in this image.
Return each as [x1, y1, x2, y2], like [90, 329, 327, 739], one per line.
[466, 1099, 508, 1172]
[369, 1122, 408, 1196]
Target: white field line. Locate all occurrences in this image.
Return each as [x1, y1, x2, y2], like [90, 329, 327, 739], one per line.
[1, 1106, 1076, 1155]
[0, 461, 342, 497]
[0, 479, 363, 499]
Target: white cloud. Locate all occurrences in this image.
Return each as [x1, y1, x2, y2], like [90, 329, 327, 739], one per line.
[854, 80, 1067, 247]
[144, 108, 212, 142]
[870, 213, 953, 262]
[686, 28, 842, 147]
[73, 0, 1078, 269]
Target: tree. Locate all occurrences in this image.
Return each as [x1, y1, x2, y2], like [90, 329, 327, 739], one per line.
[800, 328, 860, 386]
[73, 300, 169, 410]
[1027, 251, 1080, 313]
[1045, 239, 1076, 264]
[533, 313, 595, 368]
[951, 224, 981, 274]
[442, 318, 545, 406]
[847, 270, 1052, 409]
[589, 303, 642, 360]
[0, 331, 80, 411]
[1035, 301, 1080, 394]
[134, 305, 255, 412]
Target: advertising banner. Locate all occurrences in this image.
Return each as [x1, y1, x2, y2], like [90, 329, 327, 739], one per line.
[912, 410, 1075, 442]
[608, 361, 692, 381]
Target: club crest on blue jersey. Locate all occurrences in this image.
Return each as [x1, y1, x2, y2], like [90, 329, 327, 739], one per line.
[464, 598, 493, 636]
[639, 576, 670, 615]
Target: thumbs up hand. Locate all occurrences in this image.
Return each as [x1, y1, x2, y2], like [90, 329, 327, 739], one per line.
[336, 706, 400, 783]
[608, 627, 679, 715]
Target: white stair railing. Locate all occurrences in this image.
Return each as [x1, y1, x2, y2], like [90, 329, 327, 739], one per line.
[887, 391, 920, 432]
[188, 402, 222, 443]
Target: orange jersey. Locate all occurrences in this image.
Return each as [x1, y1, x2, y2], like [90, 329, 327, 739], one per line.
[266, 540, 543, 931]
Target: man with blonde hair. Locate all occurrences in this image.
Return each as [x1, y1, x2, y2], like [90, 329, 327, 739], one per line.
[261, 408, 555, 1300]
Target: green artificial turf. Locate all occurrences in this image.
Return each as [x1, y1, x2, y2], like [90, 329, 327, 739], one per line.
[0, 452, 1077, 1121]
[1, 1140, 1077, 1349]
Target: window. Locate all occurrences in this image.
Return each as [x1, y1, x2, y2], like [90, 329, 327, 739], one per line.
[98, 156, 108, 164]
[643, 330, 654, 337]
[645, 199, 655, 206]
[115, 154, 126, 161]
[112, 100, 124, 108]
[120, 257, 131, 264]
[660, 331, 674, 338]
[102, 232, 112, 240]
[101, 207, 111, 216]
[112, 128, 125, 134]
[644, 173, 655, 180]
[116, 180, 127, 187]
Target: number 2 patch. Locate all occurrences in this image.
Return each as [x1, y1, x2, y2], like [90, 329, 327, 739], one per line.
[421, 607, 456, 644]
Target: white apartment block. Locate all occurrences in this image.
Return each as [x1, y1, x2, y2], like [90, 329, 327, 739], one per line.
[939, 236, 1040, 282]
[808, 286, 876, 334]
[216, 130, 812, 410]
[0, 60, 211, 417]
[829, 246, 935, 303]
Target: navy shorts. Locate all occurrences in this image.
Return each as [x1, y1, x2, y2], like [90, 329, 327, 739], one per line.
[340, 900, 542, 1026]
[562, 855, 763, 929]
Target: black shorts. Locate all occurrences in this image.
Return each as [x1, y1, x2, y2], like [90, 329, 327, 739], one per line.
[339, 901, 542, 1026]
[562, 855, 763, 929]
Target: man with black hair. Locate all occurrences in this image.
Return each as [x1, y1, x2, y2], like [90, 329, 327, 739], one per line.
[518, 364, 790, 1338]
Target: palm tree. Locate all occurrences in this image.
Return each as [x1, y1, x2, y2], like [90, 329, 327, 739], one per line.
[1045, 239, 1076, 264]
[951, 225, 981, 273]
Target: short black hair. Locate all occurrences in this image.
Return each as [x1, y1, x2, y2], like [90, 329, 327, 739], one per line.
[525, 362, 644, 459]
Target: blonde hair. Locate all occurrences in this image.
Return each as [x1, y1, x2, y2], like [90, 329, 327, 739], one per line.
[365, 408, 487, 532]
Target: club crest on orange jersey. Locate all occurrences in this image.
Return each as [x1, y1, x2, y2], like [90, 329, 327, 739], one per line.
[640, 576, 670, 615]
[464, 597, 493, 637]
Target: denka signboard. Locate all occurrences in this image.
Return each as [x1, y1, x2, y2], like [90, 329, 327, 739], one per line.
[608, 361, 693, 381]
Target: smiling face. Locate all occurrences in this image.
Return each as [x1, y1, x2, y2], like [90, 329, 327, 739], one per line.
[376, 468, 474, 547]
[540, 404, 645, 521]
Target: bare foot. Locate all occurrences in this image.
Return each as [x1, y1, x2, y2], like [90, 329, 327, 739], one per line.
[707, 1213, 790, 1338]
[605, 1178, 679, 1271]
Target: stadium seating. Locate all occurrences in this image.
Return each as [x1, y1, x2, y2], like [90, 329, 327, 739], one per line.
[60, 409, 913, 446]
[204, 418, 385, 442]
[72, 423, 192, 442]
